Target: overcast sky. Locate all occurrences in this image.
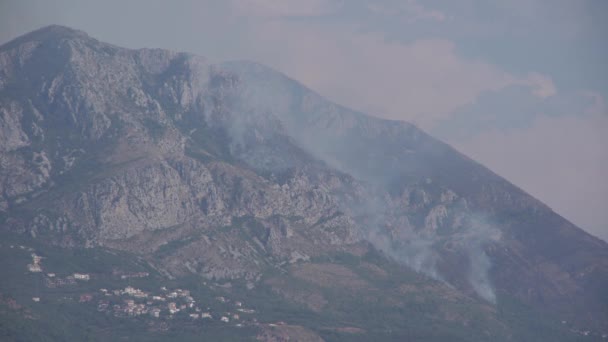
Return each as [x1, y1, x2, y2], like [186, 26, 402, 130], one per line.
[1, 0, 607, 241]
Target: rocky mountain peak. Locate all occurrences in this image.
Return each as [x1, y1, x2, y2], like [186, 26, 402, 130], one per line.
[3, 25, 90, 47]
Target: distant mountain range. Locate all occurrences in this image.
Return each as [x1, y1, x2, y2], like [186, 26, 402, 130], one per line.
[0, 25, 606, 341]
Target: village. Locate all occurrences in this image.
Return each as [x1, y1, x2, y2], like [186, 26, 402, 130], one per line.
[13, 242, 608, 340]
[92, 285, 252, 325]
[18, 242, 608, 340]
[19, 245, 259, 327]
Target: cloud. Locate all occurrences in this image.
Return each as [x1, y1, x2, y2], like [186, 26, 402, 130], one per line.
[240, 20, 544, 129]
[450, 104, 608, 241]
[430, 85, 597, 141]
[410, 0, 592, 40]
[523, 72, 556, 98]
[431, 86, 608, 241]
[229, 0, 341, 17]
[367, 0, 447, 23]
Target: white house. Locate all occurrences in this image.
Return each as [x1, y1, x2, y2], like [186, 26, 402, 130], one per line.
[74, 273, 90, 281]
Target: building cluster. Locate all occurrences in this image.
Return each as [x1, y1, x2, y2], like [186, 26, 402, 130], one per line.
[14, 244, 258, 327]
[27, 254, 43, 273]
[119, 272, 149, 280]
[74, 273, 90, 281]
[43, 272, 90, 288]
[89, 285, 257, 325]
[118, 299, 149, 316]
[44, 275, 77, 288]
[25, 248, 91, 286]
[95, 286, 209, 320]
[79, 294, 93, 302]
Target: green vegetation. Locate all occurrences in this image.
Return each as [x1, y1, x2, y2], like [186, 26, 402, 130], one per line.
[0, 231, 597, 341]
[0, 232, 256, 341]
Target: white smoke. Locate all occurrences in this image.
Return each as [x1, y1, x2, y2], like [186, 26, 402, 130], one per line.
[209, 62, 503, 304]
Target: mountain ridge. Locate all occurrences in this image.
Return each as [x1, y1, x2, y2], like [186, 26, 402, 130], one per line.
[1, 25, 607, 340]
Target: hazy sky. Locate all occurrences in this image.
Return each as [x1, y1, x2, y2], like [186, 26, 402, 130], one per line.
[1, 0, 607, 241]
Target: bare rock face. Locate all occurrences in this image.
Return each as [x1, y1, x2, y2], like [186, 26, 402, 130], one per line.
[1, 25, 607, 332]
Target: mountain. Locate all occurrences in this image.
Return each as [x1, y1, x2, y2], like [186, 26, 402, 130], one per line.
[0, 25, 607, 341]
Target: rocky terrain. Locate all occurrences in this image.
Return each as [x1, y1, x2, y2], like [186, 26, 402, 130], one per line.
[0, 25, 607, 341]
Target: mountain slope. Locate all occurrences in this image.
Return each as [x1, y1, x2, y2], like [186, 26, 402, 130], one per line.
[0, 25, 607, 340]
